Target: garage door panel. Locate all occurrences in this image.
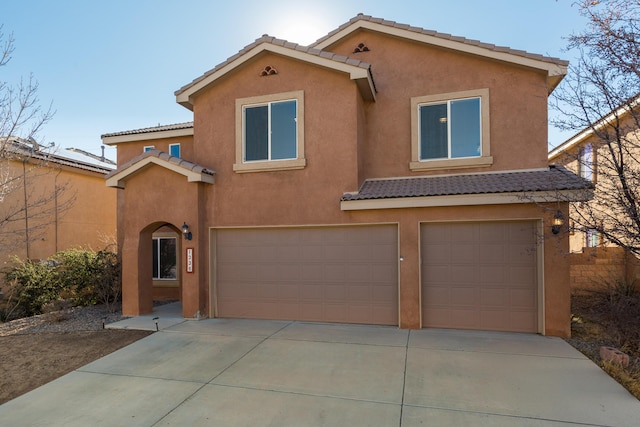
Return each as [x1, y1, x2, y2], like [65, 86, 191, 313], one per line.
[450, 287, 479, 305]
[451, 265, 476, 282]
[216, 225, 397, 325]
[511, 289, 537, 308]
[324, 264, 348, 282]
[479, 265, 507, 283]
[422, 221, 538, 333]
[480, 288, 507, 306]
[479, 246, 506, 263]
[508, 248, 536, 264]
[509, 267, 536, 285]
[423, 265, 450, 282]
[423, 286, 450, 305]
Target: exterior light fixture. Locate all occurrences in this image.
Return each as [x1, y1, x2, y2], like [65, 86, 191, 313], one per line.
[182, 222, 192, 240]
[551, 210, 564, 235]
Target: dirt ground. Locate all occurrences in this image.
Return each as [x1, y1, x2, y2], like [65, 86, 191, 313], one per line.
[0, 329, 152, 404]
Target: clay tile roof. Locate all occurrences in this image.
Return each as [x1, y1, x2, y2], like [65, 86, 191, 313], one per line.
[341, 165, 591, 201]
[107, 149, 214, 180]
[175, 35, 372, 97]
[311, 14, 568, 67]
[101, 122, 194, 138]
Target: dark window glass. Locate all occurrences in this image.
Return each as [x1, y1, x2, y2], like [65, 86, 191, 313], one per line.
[420, 103, 448, 160]
[152, 238, 177, 279]
[419, 97, 481, 160]
[271, 100, 297, 160]
[450, 98, 481, 158]
[244, 100, 296, 161]
[245, 105, 269, 161]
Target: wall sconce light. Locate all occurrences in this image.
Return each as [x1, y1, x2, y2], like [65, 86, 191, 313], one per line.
[552, 210, 564, 235]
[182, 222, 192, 240]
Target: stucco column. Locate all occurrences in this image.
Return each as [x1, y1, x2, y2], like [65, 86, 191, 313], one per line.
[181, 183, 208, 318]
[398, 219, 421, 328]
[121, 234, 153, 316]
[543, 204, 571, 337]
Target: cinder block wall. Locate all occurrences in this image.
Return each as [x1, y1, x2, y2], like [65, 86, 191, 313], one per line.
[570, 247, 640, 291]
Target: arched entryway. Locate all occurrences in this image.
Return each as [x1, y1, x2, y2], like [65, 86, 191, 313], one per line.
[133, 222, 184, 315]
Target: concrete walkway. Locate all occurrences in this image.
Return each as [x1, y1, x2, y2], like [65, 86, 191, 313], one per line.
[0, 310, 639, 426]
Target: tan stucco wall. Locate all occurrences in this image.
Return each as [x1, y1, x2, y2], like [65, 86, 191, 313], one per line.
[119, 166, 207, 318]
[325, 31, 551, 178]
[116, 135, 193, 167]
[0, 158, 116, 272]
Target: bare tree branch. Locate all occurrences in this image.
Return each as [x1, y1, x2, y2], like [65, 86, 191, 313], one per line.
[0, 25, 70, 255]
[550, 0, 640, 256]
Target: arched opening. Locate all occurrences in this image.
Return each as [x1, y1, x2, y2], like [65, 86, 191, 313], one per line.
[137, 222, 183, 315]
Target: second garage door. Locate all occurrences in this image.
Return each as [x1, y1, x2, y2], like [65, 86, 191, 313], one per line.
[421, 221, 539, 333]
[215, 225, 398, 325]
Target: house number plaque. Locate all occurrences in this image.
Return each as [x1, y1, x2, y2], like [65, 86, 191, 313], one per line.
[186, 248, 194, 273]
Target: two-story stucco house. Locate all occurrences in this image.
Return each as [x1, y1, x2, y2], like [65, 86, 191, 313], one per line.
[103, 15, 589, 337]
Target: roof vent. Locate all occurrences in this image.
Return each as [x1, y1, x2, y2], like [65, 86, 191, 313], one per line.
[353, 43, 370, 53]
[260, 65, 278, 76]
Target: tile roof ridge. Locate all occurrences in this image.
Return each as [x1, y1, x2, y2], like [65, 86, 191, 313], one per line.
[310, 13, 568, 66]
[101, 121, 193, 138]
[175, 34, 372, 97]
[108, 149, 214, 179]
[361, 167, 552, 182]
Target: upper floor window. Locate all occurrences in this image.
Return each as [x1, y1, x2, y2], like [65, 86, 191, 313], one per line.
[234, 91, 306, 173]
[410, 89, 492, 171]
[419, 97, 480, 160]
[244, 100, 296, 161]
[169, 143, 181, 158]
[578, 143, 593, 181]
[585, 228, 599, 248]
[144, 146, 155, 152]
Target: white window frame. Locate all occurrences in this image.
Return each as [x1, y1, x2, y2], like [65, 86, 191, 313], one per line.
[578, 143, 594, 181]
[152, 236, 177, 280]
[143, 145, 155, 152]
[585, 228, 599, 248]
[234, 90, 305, 173]
[169, 143, 181, 158]
[410, 88, 492, 171]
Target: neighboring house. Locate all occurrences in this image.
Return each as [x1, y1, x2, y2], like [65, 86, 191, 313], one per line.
[0, 137, 117, 272]
[103, 14, 590, 337]
[549, 101, 640, 288]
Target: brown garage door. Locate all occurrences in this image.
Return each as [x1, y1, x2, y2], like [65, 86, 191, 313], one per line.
[421, 221, 538, 333]
[215, 225, 398, 325]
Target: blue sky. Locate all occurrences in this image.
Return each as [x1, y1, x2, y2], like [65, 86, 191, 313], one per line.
[2, 0, 589, 160]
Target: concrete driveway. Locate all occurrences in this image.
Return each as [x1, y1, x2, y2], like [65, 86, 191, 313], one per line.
[0, 316, 639, 426]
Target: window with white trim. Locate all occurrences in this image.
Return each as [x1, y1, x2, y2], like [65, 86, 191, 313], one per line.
[419, 97, 481, 160]
[234, 91, 305, 173]
[244, 100, 296, 161]
[586, 228, 599, 248]
[144, 146, 155, 152]
[578, 143, 594, 181]
[410, 89, 492, 171]
[169, 143, 181, 158]
[152, 237, 177, 279]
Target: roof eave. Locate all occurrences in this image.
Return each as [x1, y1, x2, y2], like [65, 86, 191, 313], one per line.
[548, 98, 639, 160]
[106, 153, 214, 189]
[340, 189, 591, 211]
[175, 42, 376, 108]
[313, 19, 568, 90]
[102, 126, 194, 145]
